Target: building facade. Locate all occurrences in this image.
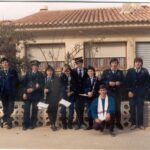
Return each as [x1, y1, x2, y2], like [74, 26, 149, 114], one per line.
[14, 4, 150, 73]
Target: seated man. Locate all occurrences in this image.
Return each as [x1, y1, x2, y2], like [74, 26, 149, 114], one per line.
[90, 85, 116, 136]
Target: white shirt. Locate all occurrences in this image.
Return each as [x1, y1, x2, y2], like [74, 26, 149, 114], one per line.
[111, 69, 117, 74]
[134, 67, 141, 73]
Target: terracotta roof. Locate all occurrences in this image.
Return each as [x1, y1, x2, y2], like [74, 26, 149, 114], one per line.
[14, 5, 150, 27]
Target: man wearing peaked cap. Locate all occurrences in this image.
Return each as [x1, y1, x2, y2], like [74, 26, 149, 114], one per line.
[22, 59, 44, 130]
[30, 60, 40, 66]
[73, 57, 84, 64]
[72, 57, 88, 130]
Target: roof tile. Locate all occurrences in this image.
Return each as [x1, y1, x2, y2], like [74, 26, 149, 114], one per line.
[14, 5, 150, 27]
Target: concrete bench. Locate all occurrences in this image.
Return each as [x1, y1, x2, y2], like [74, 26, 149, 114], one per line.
[0, 101, 150, 128]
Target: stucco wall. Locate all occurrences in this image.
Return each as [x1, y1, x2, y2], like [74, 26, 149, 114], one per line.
[16, 27, 150, 70]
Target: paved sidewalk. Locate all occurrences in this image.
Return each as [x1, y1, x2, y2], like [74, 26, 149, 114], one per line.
[0, 127, 149, 149]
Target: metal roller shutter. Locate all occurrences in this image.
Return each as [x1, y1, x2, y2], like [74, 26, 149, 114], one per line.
[136, 42, 150, 72]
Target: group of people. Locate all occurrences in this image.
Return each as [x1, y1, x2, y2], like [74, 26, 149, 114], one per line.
[0, 56, 149, 137]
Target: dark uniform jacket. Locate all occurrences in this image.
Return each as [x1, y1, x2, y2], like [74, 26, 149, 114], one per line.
[0, 68, 19, 99]
[60, 73, 76, 100]
[83, 76, 99, 99]
[101, 69, 124, 96]
[72, 67, 88, 95]
[126, 67, 149, 97]
[44, 75, 62, 104]
[22, 71, 44, 102]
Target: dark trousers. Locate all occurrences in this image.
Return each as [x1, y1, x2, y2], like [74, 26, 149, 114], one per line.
[60, 95, 75, 122]
[75, 96, 86, 126]
[1, 95, 15, 126]
[110, 91, 122, 124]
[86, 99, 94, 128]
[129, 96, 144, 126]
[23, 100, 38, 127]
[47, 101, 59, 125]
[93, 114, 115, 131]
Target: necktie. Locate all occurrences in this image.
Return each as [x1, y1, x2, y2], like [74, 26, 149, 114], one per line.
[90, 78, 93, 85]
[136, 69, 140, 73]
[47, 77, 51, 82]
[67, 76, 71, 92]
[32, 72, 36, 76]
[112, 70, 116, 74]
[4, 70, 8, 75]
[79, 69, 82, 78]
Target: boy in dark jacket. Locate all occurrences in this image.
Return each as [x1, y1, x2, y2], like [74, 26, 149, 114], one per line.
[44, 66, 61, 131]
[60, 64, 76, 129]
[83, 66, 100, 130]
[126, 57, 149, 130]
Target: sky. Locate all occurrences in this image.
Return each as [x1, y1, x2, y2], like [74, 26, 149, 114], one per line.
[0, 2, 149, 20]
[0, 2, 122, 20]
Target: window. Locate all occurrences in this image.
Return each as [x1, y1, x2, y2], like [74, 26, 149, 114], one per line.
[84, 42, 126, 70]
[27, 43, 65, 71]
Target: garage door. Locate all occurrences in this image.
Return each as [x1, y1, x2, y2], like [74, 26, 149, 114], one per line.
[84, 42, 127, 70]
[27, 43, 65, 69]
[136, 43, 150, 72]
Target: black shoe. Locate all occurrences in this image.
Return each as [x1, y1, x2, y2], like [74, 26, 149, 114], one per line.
[80, 124, 87, 130]
[30, 125, 36, 129]
[62, 124, 67, 130]
[130, 124, 136, 130]
[62, 119, 67, 130]
[110, 131, 116, 137]
[68, 123, 73, 129]
[116, 123, 123, 130]
[22, 126, 28, 131]
[7, 124, 12, 129]
[139, 125, 145, 130]
[99, 126, 105, 132]
[51, 125, 57, 131]
[74, 125, 80, 130]
[86, 126, 92, 130]
[105, 124, 110, 129]
[0, 118, 3, 128]
[99, 122, 105, 132]
[62, 124, 67, 129]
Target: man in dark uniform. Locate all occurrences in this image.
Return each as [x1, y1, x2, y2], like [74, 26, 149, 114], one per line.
[126, 57, 149, 130]
[0, 57, 19, 129]
[22, 60, 44, 130]
[101, 58, 124, 130]
[72, 57, 88, 130]
[83, 66, 100, 130]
